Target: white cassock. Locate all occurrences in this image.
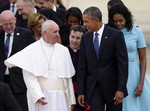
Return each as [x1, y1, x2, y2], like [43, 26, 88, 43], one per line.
[5, 38, 76, 111]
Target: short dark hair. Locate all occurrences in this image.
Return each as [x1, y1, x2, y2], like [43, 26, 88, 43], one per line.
[69, 25, 87, 35]
[83, 6, 102, 21]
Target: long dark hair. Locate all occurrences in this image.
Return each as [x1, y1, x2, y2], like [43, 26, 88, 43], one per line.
[108, 4, 133, 31]
[65, 7, 83, 26]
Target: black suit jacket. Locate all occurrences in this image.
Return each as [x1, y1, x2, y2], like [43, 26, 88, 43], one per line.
[0, 0, 7, 11]
[0, 82, 22, 111]
[0, 26, 35, 93]
[55, 7, 66, 23]
[77, 25, 128, 102]
[39, 9, 69, 46]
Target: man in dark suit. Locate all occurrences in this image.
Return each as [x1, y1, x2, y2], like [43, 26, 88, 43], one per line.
[77, 6, 128, 111]
[36, 0, 69, 46]
[0, 0, 22, 23]
[0, 10, 35, 111]
[16, 0, 63, 29]
[37, 0, 66, 23]
[0, 82, 22, 111]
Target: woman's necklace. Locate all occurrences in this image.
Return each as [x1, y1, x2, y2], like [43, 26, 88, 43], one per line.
[40, 40, 54, 72]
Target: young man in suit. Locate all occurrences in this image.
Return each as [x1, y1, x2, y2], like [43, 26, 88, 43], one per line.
[0, 10, 35, 111]
[0, 82, 22, 111]
[77, 6, 128, 111]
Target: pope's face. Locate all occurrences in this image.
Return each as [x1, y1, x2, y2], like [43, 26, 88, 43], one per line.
[44, 24, 60, 44]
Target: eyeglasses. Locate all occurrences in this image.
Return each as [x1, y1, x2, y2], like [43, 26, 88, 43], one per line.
[2, 22, 15, 27]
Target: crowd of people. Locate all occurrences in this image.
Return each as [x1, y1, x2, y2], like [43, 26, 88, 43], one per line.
[0, 0, 150, 111]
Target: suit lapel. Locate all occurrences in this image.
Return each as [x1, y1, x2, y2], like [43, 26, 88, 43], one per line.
[98, 26, 110, 60]
[88, 32, 98, 59]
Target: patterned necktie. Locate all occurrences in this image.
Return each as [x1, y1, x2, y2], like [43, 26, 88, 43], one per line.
[94, 32, 99, 58]
[5, 33, 11, 56]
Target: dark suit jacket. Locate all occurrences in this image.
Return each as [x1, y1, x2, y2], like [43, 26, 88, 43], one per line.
[38, 9, 64, 28]
[0, 0, 7, 11]
[67, 45, 79, 81]
[0, 82, 22, 111]
[77, 25, 128, 102]
[0, 26, 35, 93]
[39, 9, 69, 46]
[0, 2, 22, 23]
[55, 7, 66, 23]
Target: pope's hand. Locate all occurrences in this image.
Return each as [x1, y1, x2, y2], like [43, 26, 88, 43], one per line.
[37, 97, 48, 105]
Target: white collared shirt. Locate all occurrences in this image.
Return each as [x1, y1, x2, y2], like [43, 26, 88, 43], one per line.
[93, 23, 105, 46]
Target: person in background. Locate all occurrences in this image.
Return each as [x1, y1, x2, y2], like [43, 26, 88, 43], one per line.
[107, 0, 124, 11]
[27, 13, 47, 40]
[0, 82, 22, 111]
[0, 0, 22, 22]
[108, 4, 150, 111]
[36, 0, 68, 46]
[77, 6, 128, 111]
[67, 25, 86, 111]
[5, 20, 76, 111]
[65, 7, 83, 45]
[0, 10, 35, 111]
[27, 13, 62, 43]
[54, 0, 66, 10]
[16, 0, 62, 30]
[16, 0, 39, 28]
[65, 7, 83, 31]
[37, 0, 66, 23]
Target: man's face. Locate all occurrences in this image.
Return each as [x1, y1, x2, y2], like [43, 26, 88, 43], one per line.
[43, 23, 60, 44]
[17, 2, 30, 19]
[37, 0, 52, 10]
[69, 30, 83, 50]
[1, 17, 16, 33]
[83, 14, 97, 32]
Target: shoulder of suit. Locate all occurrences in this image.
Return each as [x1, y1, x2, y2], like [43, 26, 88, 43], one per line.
[16, 26, 33, 33]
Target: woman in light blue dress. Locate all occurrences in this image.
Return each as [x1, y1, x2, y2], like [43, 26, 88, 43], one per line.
[108, 4, 150, 111]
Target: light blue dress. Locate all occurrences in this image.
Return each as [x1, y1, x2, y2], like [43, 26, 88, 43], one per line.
[122, 25, 150, 111]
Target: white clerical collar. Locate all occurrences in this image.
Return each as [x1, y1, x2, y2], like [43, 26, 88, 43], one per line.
[40, 37, 54, 47]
